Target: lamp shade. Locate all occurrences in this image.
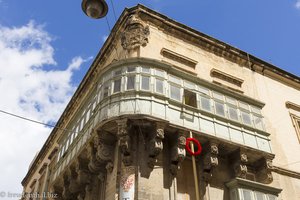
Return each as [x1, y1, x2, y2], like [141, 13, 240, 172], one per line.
[81, 0, 108, 19]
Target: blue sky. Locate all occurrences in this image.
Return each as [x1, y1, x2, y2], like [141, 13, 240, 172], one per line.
[0, 0, 300, 197]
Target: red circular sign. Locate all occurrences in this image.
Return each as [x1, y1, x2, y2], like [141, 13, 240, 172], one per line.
[185, 138, 202, 156]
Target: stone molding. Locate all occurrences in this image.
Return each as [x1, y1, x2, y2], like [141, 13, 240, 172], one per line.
[203, 142, 219, 181]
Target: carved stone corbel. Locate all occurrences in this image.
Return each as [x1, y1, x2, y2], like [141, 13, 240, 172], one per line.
[117, 119, 132, 166]
[87, 133, 115, 178]
[231, 149, 248, 179]
[147, 122, 165, 169]
[256, 157, 273, 184]
[62, 171, 74, 200]
[121, 14, 150, 51]
[203, 142, 219, 181]
[170, 133, 186, 175]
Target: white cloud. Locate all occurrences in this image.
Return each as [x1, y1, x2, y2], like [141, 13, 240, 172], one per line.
[0, 21, 90, 197]
[296, 0, 300, 9]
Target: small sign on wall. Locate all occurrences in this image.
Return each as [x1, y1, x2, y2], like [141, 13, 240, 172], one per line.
[120, 166, 135, 200]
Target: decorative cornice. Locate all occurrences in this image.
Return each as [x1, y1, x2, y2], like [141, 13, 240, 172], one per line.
[211, 68, 244, 87]
[286, 101, 300, 112]
[161, 48, 198, 68]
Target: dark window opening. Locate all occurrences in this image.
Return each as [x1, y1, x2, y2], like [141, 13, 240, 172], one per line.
[184, 89, 197, 108]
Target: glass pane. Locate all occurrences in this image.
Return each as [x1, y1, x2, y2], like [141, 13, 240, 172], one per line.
[170, 85, 181, 101]
[127, 76, 135, 90]
[156, 79, 164, 94]
[267, 194, 276, 200]
[127, 66, 136, 72]
[254, 115, 264, 130]
[242, 111, 252, 126]
[169, 75, 181, 84]
[184, 81, 195, 89]
[215, 101, 225, 116]
[113, 79, 121, 93]
[240, 102, 250, 110]
[155, 69, 165, 77]
[103, 85, 109, 98]
[242, 189, 252, 200]
[114, 69, 122, 76]
[141, 76, 150, 90]
[255, 192, 265, 200]
[229, 106, 239, 121]
[226, 96, 237, 105]
[142, 67, 150, 73]
[198, 86, 210, 95]
[251, 106, 262, 114]
[213, 92, 224, 101]
[200, 96, 211, 112]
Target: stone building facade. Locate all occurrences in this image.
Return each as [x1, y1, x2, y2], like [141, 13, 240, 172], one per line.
[21, 4, 300, 200]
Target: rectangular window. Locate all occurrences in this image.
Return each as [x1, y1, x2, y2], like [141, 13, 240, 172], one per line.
[141, 76, 150, 90]
[242, 111, 252, 126]
[170, 85, 181, 101]
[215, 101, 225, 117]
[142, 67, 150, 73]
[155, 69, 165, 77]
[229, 106, 239, 121]
[103, 85, 109, 98]
[255, 192, 265, 200]
[240, 102, 250, 110]
[114, 69, 122, 76]
[169, 75, 181, 85]
[127, 76, 135, 90]
[200, 96, 211, 112]
[197, 86, 210, 95]
[213, 92, 224, 101]
[184, 89, 197, 108]
[253, 115, 264, 130]
[113, 78, 121, 93]
[242, 189, 252, 200]
[127, 66, 136, 72]
[155, 79, 164, 94]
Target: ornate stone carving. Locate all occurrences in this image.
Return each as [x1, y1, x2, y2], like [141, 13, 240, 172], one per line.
[87, 133, 115, 176]
[256, 158, 273, 184]
[147, 122, 165, 169]
[121, 14, 150, 51]
[203, 142, 219, 181]
[231, 150, 248, 179]
[117, 119, 132, 166]
[170, 133, 186, 175]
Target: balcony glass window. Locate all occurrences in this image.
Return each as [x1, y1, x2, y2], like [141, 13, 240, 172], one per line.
[228, 106, 239, 121]
[169, 75, 181, 85]
[155, 79, 164, 94]
[200, 96, 211, 112]
[127, 76, 135, 90]
[170, 84, 181, 101]
[240, 102, 250, 110]
[215, 101, 225, 117]
[253, 115, 264, 130]
[213, 92, 224, 101]
[197, 86, 210, 95]
[184, 89, 197, 108]
[141, 67, 150, 74]
[113, 78, 121, 93]
[141, 76, 150, 90]
[103, 85, 109, 98]
[155, 69, 165, 77]
[114, 69, 122, 76]
[127, 66, 136, 72]
[242, 111, 252, 126]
